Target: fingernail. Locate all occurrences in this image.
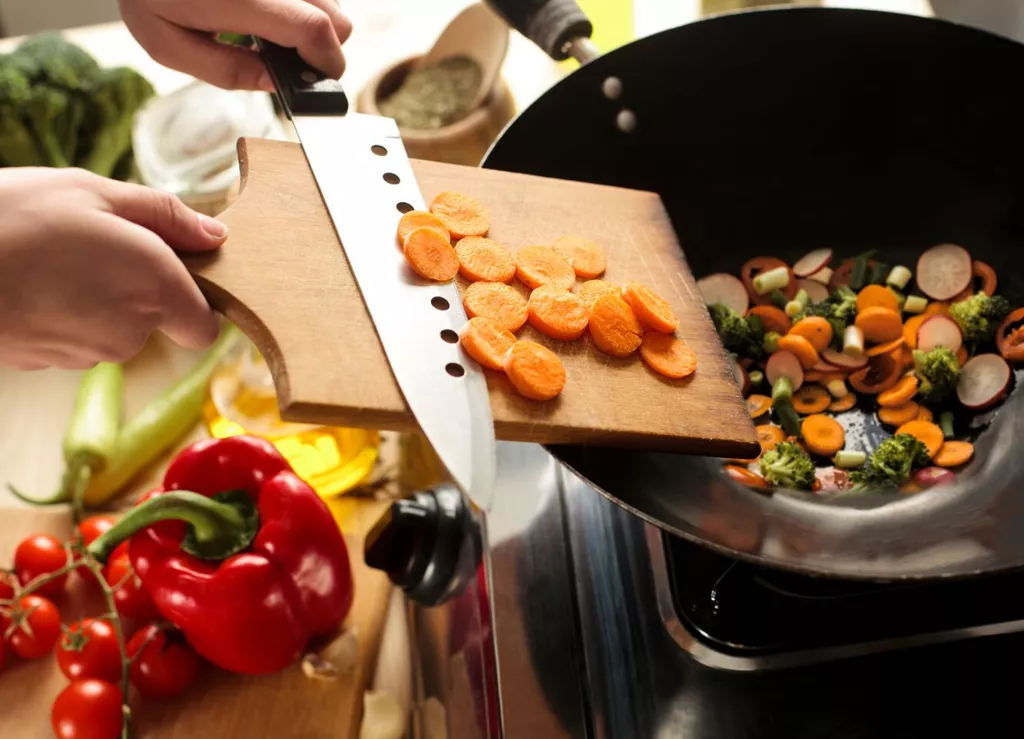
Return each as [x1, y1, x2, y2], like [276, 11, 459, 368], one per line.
[200, 214, 228, 239]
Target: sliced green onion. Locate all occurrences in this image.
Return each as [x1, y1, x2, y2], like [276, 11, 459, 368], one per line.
[834, 450, 867, 469]
[940, 411, 956, 440]
[748, 370, 764, 387]
[886, 265, 912, 290]
[843, 325, 865, 356]
[753, 266, 790, 295]
[889, 288, 906, 311]
[784, 289, 810, 317]
[774, 400, 802, 437]
[763, 331, 782, 354]
[826, 379, 848, 399]
[772, 375, 794, 404]
[904, 295, 928, 314]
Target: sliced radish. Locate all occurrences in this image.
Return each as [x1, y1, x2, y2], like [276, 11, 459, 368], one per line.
[811, 360, 835, 373]
[821, 348, 869, 370]
[698, 273, 749, 315]
[916, 314, 963, 354]
[957, 353, 1012, 410]
[796, 278, 829, 304]
[729, 355, 751, 396]
[765, 350, 804, 391]
[808, 266, 833, 285]
[916, 243, 973, 301]
[792, 248, 833, 278]
[913, 467, 957, 489]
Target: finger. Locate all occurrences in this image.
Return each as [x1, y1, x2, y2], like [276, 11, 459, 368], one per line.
[96, 178, 227, 253]
[302, 0, 353, 47]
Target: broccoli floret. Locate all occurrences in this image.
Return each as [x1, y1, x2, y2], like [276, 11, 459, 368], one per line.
[10, 32, 100, 91]
[75, 66, 155, 179]
[797, 285, 857, 347]
[848, 433, 930, 489]
[758, 441, 817, 490]
[0, 56, 42, 167]
[948, 292, 1012, 345]
[912, 347, 960, 404]
[709, 303, 765, 359]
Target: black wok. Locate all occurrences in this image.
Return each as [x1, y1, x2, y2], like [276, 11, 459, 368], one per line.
[479, 1, 1024, 580]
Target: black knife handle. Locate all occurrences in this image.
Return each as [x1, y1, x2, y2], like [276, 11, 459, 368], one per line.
[484, 0, 592, 60]
[254, 38, 349, 116]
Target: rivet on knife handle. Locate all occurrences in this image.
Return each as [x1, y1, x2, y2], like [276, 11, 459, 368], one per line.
[254, 38, 349, 117]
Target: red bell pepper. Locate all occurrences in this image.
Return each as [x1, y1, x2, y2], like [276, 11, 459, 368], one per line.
[88, 435, 354, 675]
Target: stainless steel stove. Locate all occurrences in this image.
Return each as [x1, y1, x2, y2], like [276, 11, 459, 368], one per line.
[367, 442, 1024, 739]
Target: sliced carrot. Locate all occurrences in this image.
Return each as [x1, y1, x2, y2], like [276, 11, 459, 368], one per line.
[854, 306, 903, 343]
[801, 414, 846, 457]
[757, 424, 786, 452]
[903, 315, 927, 350]
[792, 385, 831, 414]
[397, 210, 450, 245]
[640, 333, 698, 379]
[429, 191, 490, 240]
[777, 334, 820, 369]
[747, 305, 792, 335]
[577, 280, 621, 308]
[527, 285, 590, 341]
[515, 246, 576, 291]
[856, 284, 901, 314]
[849, 348, 902, 395]
[788, 316, 833, 353]
[463, 281, 528, 332]
[454, 237, 516, 283]
[403, 227, 460, 282]
[956, 345, 968, 366]
[894, 420, 945, 459]
[818, 371, 847, 385]
[916, 405, 934, 422]
[747, 394, 771, 419]
[878, 401, 920, 427]
[923, 301, 949, 317]
[503, 340, 566, 401]
[901, 346, 915, 371]
[877, 375, 919, 407]
[866, 336, 905, 357]
[828, 393, 857, 412]
[459, 317, 516, 371]
[589, 294, 644, 358]
[552, 235, 606, 279]
[724, 465, 772, 490]
[933, 440, 975, 468]
[804, 371, 823, 383]
[623, 281, 679, 334]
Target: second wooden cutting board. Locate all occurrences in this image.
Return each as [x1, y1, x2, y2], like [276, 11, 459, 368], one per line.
[183, 138, 759, 460]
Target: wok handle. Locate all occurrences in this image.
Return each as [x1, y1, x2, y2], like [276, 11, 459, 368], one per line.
[484, 0, 594, 61]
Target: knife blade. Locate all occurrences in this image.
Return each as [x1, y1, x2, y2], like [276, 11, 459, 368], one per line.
[255, 40, 496, 510]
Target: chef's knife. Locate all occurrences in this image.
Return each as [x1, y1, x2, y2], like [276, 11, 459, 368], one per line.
[254, 39, 496, 511]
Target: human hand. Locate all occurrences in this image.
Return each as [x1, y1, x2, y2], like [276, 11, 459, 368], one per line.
[118, 0, 353, 91]
[0, 167, 224, 371]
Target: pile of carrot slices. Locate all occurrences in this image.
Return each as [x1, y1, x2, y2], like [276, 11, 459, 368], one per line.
[396, 191, 698, 402]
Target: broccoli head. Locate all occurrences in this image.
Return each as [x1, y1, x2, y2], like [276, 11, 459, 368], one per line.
[10, 32, 100, 92]
[709, 303, 765, 359]
[797, 285, 858, 347]
[0, 55, 41, 167]
[948, 292, 1012, 345]
[848, 433, 930, 489]
[758, 441, 817, 490]
[912, 347, 960, 404]
[76, 66, 155, 179]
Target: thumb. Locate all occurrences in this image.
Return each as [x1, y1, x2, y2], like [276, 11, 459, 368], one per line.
[99, 180, 227, 253]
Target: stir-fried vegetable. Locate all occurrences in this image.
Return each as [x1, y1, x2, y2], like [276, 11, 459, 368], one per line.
[948, 292, 1012, 345]
[758, 441, 816, 490]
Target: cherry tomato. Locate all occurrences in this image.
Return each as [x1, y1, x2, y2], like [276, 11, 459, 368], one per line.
[57, 618, 122, 683]
[6, 594, 61, 659]
[127, 624, 202, 699]
[0, 572, 15, 601]
[104, 555, 159, 624]
[51, 679, 123, 739]
[14, 533, 68, 597]
[73, 516, 120, 589]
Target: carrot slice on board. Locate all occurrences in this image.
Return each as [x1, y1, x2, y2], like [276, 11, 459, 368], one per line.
[397, 210, 450, 245]
[503, 340, 566, 401]
[747, 394, 771, 419]
[933, 440, 975, 468]
[878, 402, 920, 427]
[577, 280, 621, 308]
[854, 307, 903, 343]
[777, 334, 820, 369]
[747, 305, 792, 335]
[528, 285, 591, 341]
[903, 315, 927, 350]
[792, 385, 831, 414]
[515, 246, 576, 291]
[460, 317, 517, 371]
[788, 316, 833, 353]
[895, 420, 945, 459]
[856, 284, 901, 314]
[877, 375, 919, 407]
[623, 281, 679, 333]
[463, 281, 528, 332]
[640, 333, 698, 379]
[916, 405, 934, 422]
[454, 237, 516, 283]
[866, 336, 905, 357]
[757, 424, 786, 452]
[403, 227, 460, 282]
[553, 235, 607, 279]
[848, 348, 902, 395]
[828, 393, 857, 412]
[429, 191, 490, 240]
[801, 414, 846, 457]
[588, 294, 644, 358]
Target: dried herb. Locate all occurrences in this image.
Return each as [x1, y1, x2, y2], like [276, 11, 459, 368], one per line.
[379, 55, 482, 130]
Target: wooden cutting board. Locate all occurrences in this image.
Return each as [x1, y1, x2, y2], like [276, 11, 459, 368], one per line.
[182, 138, 759, 460]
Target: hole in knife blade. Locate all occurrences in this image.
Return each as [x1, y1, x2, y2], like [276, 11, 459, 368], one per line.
[371, 145, 387, 156]
[396, 202, 413, 213]
[446, 363, 465, 378]
[440, 329, 458, 344]
[431, 297, 450, 311]
[383, 173, 400, 185]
